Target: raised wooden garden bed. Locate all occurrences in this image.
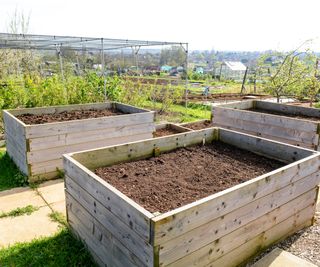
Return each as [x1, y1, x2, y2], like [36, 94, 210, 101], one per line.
[180, 119, 213, 130]
[64, 128, 320, 267]
[154, 123, 191, 137]
[3, 102, 155, 181]
[212, 100, 320, 150]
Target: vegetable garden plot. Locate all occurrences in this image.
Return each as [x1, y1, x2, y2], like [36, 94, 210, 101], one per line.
[3, 102, 155, 181]
[64, 128, 320, 267]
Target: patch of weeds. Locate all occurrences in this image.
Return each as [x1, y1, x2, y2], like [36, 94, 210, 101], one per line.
[49, 211, 67, 227]
[0, 228, 97, 267]
[0, 150, 28, 191]
[0, 205, 39, 219]
[56, 168, 65, 179]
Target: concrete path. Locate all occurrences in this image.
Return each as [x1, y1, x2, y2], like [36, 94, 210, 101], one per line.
[252, 248, 317, 267]
[0, 179, 65, 247]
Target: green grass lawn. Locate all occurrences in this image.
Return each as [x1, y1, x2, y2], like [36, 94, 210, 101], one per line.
[0, 149, 28, 191]
[0, 228, 97, 267]
[141, 101, 211, 123]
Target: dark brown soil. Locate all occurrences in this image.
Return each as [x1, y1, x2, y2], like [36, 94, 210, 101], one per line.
[95, 142, 284, 213]
[17, 108, 125, 125]
[184, 120, 213, 130]
[247, 213, 320, 266]
[154, 126, 182, 137]
[248, 108, 320, 122]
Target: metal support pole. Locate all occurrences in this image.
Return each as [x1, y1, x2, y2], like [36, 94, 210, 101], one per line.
[184, 43, 189, 108]
[57, 44, 67, 101]
[101, 38, 107, 101]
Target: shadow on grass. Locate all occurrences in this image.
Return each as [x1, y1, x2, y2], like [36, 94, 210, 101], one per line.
[0, 150, 28, 192]
[0, 228, 97, 267]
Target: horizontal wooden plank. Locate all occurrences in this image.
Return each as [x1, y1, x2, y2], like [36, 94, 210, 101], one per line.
[158, 175, 318, 265]
[214, 114, 318, 145]
[219, 128, 314, 163]
[64, 155, 154, 241]
[27, 132, 153, 163]
[115, 102, 153, 114]
[71, 128, 217, 169]
[215, 124, 316, 150]
[155, 123, 191, 133]
[213, 106, 317, 133]
[151, 153, 320, 245]
[206, 207, 313, 267]
[212, 100, 254, 110]
[67, 202, 143, 267]
[256, 100, 320, 118]
[25, 112, 154, 138]
[29, 122, 155, 151]
[29, 170, 59, 182]
[65, 176, 154, 265]
[66, 192, 151, 267]
[8, 102, 113, 116]
[5, 138, 28, 175]
[164, 189, 316, 267]
[3, 111, 27, 150]
[30, 159, 62, 176]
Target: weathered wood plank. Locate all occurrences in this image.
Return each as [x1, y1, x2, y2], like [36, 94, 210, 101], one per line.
[64, 155, 154, 241]
[66, 192, 151, 267]
[219, 128, 314, 163]
[115, 102, 154, 114]
[212, 100, 254, 110]
[214, 124, 316, 150]
[205, 207, 314, 267]
[256, 100, 320, 118]
[65, 176, 154, 265]
[151, 153, 320, 245]
[8, 102, 113, 116]
[5, 138, 28, 175]
[30, 159, 63, 176]
[28, 123, 155, 151]
[165, 189, 316, 267]
[27, 132, 152, 163]
[214, 114, 318, 145]
[25, 111, 154, 138]
[155, 123, 191, 133]
[213, 106, 317, 133]
[71, 128, 217, 169]
[158, 176, 318, 265]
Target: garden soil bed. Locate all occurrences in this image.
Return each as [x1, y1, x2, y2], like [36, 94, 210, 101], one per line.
[248, 108, 320, 122]
[247, 213, 320, 266]
[95, 142, 284, 213]
[185, 120, 213, 130]
[154, 126, 181, 137]
[16, 108, 125, 125]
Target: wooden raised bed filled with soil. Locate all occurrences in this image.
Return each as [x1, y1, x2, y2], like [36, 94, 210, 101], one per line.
[3, 102, 155, 182]
[212, 100, 320, 150]
[154, 123, 191, 137]
[180, 119, 213, 130]
[64, 128, 320, 267]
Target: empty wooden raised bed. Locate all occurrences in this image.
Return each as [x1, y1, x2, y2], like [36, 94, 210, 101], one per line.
[63, 128, 320, 267]
[212, 100, 320, 150]
[3, 102, 155, 181]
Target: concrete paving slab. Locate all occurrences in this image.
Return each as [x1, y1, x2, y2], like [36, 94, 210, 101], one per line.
[50, 200, 66, 217]
[0, 206, 60, 247]
[0, 187, 46, 213]
[37, 179, 65, 204]
[252, 248, 317, 267]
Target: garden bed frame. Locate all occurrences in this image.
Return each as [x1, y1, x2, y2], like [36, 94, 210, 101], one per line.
[154, 123, 191, 137]
[3, 102, 155, 182]
[63, 128, 320, 267]
[212, 100, 320, 150]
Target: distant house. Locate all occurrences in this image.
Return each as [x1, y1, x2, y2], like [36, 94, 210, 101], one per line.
[194, 66, 204, 74]
[161, 65, 172, 72]
[220, 61, 247, 81]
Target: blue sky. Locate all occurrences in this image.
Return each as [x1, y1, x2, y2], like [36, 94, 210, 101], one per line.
[1, 0, 320, 51]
